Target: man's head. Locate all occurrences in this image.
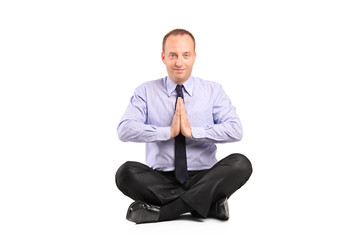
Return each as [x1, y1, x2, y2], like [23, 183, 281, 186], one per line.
[161, 29, 196, 84]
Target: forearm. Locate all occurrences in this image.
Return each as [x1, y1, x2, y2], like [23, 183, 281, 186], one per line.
[117, 120, 171, 143]
[191, 121, 243, 143]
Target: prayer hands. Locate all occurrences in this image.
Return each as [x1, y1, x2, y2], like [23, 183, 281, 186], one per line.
[170, 98, 192, 138]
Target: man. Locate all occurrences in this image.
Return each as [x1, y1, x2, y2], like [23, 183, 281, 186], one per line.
[115, 29, 252, 223]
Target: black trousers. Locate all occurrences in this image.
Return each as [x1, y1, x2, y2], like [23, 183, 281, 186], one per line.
[115, 153, 252, 217]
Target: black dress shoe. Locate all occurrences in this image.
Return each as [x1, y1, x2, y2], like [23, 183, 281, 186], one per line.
[190, 210, 205, 218]
[209, 197, 229, 220]
[126, 201, 160, 224]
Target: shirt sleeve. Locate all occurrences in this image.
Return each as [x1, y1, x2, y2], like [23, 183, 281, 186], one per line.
[191, 85, 243, 143]
[117, 85, 171, 143]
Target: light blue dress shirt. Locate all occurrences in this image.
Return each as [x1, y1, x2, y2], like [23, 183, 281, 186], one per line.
[117, 76, 243, 171]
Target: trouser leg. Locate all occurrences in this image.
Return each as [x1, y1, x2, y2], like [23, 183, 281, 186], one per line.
[115, 161, 185, 206]
[115, 153, 252, 219]
[180, 153, 252, 217]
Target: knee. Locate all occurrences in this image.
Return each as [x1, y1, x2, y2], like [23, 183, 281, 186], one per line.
[227, 153, 253, 178]
[115, 161, 137, 192]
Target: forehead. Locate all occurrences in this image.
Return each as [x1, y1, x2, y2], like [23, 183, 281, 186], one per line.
[164, 34, 194, 53]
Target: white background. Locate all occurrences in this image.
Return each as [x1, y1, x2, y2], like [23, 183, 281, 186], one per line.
[1, 0, 359, 239]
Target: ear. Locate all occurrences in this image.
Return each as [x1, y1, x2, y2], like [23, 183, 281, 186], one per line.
[161, 52, 166, 64]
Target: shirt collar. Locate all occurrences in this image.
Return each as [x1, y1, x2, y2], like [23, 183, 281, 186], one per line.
[166, 75, 194, 97]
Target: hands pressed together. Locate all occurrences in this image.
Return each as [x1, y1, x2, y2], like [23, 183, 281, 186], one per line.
[170, 97, 192, 138]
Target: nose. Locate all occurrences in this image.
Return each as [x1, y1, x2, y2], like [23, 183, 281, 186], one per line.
[175, 56, 183, 67]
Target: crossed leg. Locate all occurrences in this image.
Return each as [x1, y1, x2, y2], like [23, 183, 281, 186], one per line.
[115, 153, 252, 221]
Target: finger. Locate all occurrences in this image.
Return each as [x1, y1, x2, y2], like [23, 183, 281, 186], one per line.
[180, 99, 186, 113]
[177, 101, 182, 114]
[176, 97, 181, 108]
[175, 98, 179, 111]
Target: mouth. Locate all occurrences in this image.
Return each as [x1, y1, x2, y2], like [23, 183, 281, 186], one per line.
[174, 69, 185, 72]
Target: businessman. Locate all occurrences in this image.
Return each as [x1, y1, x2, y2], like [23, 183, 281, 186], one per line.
[115, 29, 252, 223]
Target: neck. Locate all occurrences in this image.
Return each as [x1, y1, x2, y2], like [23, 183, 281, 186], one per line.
[169, 76, 191, 85]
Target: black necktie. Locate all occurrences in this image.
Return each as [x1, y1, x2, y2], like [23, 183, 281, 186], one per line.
[175, 85, 188, 184]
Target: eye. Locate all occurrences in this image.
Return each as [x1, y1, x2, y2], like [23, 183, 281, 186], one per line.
[184, 54, 190, 58]
[170, 54, 176, 59]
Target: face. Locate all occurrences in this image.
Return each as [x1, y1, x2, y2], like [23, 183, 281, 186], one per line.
[161, 34, 196, 84]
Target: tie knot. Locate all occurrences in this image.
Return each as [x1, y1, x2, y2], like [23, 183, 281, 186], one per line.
[176, 85, 184, 99]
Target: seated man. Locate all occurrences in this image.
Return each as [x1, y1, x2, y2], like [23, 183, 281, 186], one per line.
[115, 29, 252, 223]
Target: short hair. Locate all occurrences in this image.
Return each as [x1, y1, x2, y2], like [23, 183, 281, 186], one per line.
[162, 29, 196, 53]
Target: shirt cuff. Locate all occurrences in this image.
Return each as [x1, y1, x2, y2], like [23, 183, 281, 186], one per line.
[156, 127, 171, 141]
[191, 127, 206, 140]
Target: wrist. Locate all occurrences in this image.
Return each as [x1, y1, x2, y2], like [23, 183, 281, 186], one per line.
[190, 127, 205, 139]
[156, 127, 171, 141]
